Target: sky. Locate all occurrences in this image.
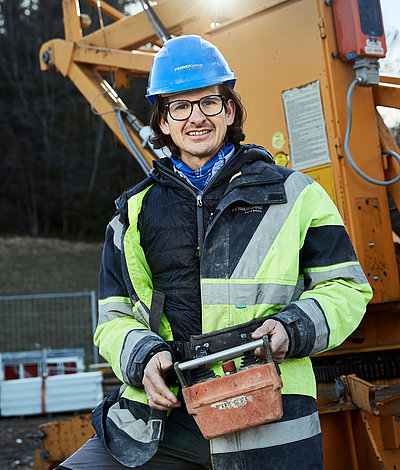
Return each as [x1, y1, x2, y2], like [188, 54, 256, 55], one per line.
[380, 0, 400, 32]
[378, 0, 400, 127]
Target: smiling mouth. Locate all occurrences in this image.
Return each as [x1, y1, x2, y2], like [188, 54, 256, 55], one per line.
[187, 130, 212, 136]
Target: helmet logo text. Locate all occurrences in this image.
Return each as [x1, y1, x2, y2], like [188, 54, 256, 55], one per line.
[175, 63, 204, 72]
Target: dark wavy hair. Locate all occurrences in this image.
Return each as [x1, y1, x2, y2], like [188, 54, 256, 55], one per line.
[149, 83, 247, 157]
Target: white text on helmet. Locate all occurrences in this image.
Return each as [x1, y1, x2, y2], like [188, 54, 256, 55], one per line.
[174, 64, 204, 72]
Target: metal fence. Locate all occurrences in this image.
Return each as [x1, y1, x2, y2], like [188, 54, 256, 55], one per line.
[0, 291, 98, 366]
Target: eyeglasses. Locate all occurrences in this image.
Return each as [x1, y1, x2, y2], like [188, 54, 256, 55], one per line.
[165, 95, 226, 121]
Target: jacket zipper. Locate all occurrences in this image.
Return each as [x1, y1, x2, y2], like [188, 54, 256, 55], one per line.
[196, 194, 204, 257]
[154, 147, 243, 255]
[155, 167, 205, 255]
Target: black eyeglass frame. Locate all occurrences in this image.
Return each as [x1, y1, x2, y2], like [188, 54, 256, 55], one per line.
[164, 94, 227, 121]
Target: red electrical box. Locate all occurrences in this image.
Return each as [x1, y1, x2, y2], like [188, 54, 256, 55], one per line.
[332, 0, 386, 62]
[175, 337, 283, 439]
[182, 361, 283, 439]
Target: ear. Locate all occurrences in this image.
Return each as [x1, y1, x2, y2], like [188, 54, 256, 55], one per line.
[159, 114, 171, 135]
[225, 99, 236, 126]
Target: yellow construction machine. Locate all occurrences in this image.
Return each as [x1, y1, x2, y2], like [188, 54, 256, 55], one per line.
[35, 0, 400, 468]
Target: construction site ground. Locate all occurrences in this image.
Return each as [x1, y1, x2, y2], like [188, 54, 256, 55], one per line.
[0, 413, 73, 470]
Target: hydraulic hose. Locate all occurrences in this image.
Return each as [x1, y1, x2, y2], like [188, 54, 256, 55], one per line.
[344, 78, 400, 186]
[116, 108, 152, 175]
[138, 0, 171, 44]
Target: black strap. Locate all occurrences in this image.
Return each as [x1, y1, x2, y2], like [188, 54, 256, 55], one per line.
[169, 316, 271, 362]
[149, 290, 165, 335]
[167, 340, 193, 363]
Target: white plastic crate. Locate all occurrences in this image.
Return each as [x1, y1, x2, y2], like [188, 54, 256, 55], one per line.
[0, 371, 103, 416]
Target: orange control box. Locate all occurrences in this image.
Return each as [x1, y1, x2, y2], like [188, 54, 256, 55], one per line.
[182, 361, 283, 439]
[332, 0, 386, 61]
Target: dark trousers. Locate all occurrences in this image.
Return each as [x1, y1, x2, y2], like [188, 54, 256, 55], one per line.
[58, 395, 323, 470]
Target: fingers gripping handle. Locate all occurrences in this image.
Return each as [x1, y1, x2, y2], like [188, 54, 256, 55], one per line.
[175, 335, 272, 373]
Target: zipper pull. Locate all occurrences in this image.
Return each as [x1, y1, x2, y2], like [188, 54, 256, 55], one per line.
[197, 195, 203, 207]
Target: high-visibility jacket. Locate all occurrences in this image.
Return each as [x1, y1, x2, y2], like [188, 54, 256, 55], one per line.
[93, 144, 372, 467]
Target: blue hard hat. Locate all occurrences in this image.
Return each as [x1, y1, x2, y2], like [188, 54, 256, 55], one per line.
[146, 35, 236, 105]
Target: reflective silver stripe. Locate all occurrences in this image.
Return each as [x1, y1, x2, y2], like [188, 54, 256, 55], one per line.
[133, 301, 150, 328]
[98, 301, 133, 325]
[210, 411, 321, 454]
[202, 282, 295, 306]
[232, 172, 311, 279]
[120, 329, 159, 384]
[306, 263, 368, 290]
[108, 401, 162, 443]
[291, 277, 304, 302]
[109, 215, 124, 251]
[293, 298, 328, 354]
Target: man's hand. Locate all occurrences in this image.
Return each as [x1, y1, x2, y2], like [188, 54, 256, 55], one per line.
[251, 319, 289, 363]
[142, 351, 181, 410]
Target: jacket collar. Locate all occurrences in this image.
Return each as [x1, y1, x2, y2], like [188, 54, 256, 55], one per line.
[150, 144, 275, 189]
[114, 145, 278, 223]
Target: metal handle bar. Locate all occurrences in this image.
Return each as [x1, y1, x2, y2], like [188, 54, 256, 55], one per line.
[175, 336, 271, 371]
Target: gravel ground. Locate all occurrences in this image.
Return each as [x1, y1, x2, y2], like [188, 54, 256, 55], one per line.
[0, 413, 75, 470]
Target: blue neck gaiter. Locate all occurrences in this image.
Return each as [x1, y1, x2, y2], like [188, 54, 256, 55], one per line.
[170, 143, 234, 192]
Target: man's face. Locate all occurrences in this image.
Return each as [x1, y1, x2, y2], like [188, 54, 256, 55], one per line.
[159, 85, 235, 169]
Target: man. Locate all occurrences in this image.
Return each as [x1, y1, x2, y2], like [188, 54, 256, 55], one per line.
[58, 35, 372, 470]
